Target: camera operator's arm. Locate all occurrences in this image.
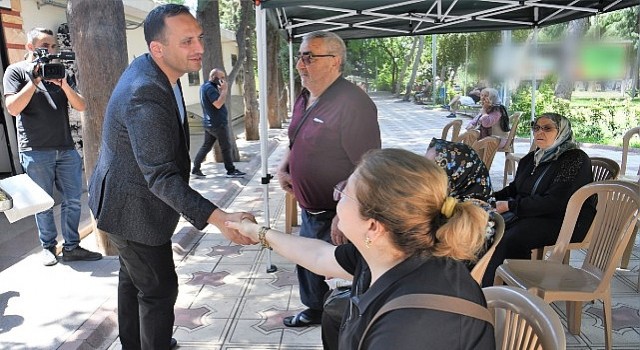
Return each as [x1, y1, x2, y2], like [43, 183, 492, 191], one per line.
[212, 79, 227, 109]
[50, 77, 86, 112]
[4, 64, 42, 116]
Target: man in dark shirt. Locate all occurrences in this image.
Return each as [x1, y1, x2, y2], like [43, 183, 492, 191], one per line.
[191, 68, 245, 178]
[3, 27, 101, 266]
[276, 30, 381, 327]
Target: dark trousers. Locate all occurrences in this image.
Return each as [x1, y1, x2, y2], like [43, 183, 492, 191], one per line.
[192, 125, 235, 173]
[109, 234, 178, 350]
[298, 210, 335, 311]
[481, 217, 561, 287]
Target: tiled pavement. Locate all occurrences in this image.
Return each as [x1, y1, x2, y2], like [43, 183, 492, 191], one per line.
[0, 92, 637, 349]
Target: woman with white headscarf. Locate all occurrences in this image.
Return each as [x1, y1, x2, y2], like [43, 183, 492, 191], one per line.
[481, 113, 596, 287]
[466, 87, 510, 148]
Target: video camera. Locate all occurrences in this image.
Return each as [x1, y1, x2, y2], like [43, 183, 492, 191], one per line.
[32, 48, 75, 80]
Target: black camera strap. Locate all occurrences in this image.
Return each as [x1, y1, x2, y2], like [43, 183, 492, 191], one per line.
[289, 95, 319, 150]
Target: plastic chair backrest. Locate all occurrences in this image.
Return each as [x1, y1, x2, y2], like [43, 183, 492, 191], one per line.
[483, 286, 566, 350]
[441, 119, 463, 141]
[471, 212, 505, 284]
[590, 157, 620, 182]
[498, 112, 522, 153]
[472, 136, 501, 169]
[548, 181, 640, 290]
[621, 127, 639, 175]
[454, 129, 480, 146]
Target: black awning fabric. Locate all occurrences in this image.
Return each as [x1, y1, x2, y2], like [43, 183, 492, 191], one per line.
[260, 0, 638, 41]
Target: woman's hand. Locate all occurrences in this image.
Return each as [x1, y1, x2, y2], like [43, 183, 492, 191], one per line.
[495, 200, 509, 214]
[225, 217, 261, 243]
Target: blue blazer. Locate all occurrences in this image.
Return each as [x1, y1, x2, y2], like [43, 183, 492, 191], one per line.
[89, 54, 216, 246]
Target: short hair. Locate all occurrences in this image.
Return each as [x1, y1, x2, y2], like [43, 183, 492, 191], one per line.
[302, 31, 347, 72]
[353, 148, 487, 261]
[209, 68, 225, 80]
[144, 3, 192, 46]
[27, 27, 54, 46]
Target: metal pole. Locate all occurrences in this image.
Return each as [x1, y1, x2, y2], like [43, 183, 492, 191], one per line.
[501, 30, 511, 109]
[531, 24, 538, 142]
[431, 34, 438, 104]
[464, 34, 468, 95]
[255, 1, 276, 273]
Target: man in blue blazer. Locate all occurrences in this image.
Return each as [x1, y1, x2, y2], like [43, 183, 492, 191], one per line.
[88, 5, 254, 349]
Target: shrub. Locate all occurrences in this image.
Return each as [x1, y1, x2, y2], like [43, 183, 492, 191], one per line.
[510, 79, 640, 146]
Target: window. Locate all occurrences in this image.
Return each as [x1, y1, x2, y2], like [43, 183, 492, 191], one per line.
[188, 71, 200, 86]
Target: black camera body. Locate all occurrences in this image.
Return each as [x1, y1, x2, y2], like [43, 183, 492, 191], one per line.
[33, 48, 75, 80]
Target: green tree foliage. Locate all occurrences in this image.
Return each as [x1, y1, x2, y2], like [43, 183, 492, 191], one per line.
[511, 76, 640, 145]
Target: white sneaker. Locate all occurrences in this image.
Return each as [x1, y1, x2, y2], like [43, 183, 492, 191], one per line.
[41, 247, 58, 266]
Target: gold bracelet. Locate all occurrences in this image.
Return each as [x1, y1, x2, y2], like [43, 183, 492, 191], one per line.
[258, 226, 271, 250]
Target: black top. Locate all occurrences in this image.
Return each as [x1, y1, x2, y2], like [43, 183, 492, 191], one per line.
[200, 80, 227, 128]
[334, 244, 495, 350]
[495, 148, 596, 241]
[88, 54, 217, 245]
[3, 61, 76, 151]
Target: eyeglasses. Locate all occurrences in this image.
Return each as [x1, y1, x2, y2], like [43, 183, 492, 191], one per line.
[296, 52, 336, 65]
[531, 124, 557, 133]
[333, 180, 357, 202]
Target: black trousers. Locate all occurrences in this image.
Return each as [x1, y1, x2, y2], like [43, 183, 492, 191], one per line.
[192, 125, 235, 173]
[109, 234, 178, 350]
[481, 216, 561, 287]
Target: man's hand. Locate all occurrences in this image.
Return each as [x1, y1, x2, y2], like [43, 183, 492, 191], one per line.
[218, 79, 228, 94]
[277, 171, 294, 194]
[208, 209, 257, 245]
[330, 215, 348, 245]
[224, 217, 261, 243]
[28, 63, 42, 85]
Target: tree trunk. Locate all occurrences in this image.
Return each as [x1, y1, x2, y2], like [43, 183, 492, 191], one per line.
[198, 0, 224, 78]
[403, 36, 425, 101]
[631, 7, 640, 98]
[395, 37, 418, 97]
[240, 1, 259, 140]
[555, 18, 588, 99]
[278, 69, 288, 123]
[67, 0, 128, 255]
[266, 22, 282, 128]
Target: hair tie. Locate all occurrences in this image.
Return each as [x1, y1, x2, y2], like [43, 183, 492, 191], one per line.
[441, 196, 458, 219]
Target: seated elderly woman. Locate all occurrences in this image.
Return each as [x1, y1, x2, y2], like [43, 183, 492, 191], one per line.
[425, 138, 494, 204]
[481, 113, 596, 287]
[426, 138, 497, 270]
[227, 148, 495, 350]
[464, 88, 510, 148]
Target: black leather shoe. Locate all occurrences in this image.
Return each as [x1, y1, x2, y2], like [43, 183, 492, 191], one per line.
[170, 337, 177, 348]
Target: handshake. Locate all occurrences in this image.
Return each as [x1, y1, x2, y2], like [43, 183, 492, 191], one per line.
[211, 209, 261, 245]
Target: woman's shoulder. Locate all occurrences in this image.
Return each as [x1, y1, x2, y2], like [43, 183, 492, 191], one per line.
[411, 258, 485, 300]
[556, 148, 590, 163]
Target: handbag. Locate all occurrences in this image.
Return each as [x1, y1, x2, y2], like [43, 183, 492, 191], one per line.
[356, 293, 494, 350]
[500, 163, 552, 227]
[323, 285, 352, 321]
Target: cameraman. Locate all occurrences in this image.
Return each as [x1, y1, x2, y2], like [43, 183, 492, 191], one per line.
[2, 27, 101, 266]
[191, 68, 245, 178]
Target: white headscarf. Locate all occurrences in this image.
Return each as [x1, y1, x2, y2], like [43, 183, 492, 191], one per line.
[533, 113, 578, 167]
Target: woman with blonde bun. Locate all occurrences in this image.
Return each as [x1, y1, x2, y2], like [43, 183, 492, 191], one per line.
[226, 148, 494, 350]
